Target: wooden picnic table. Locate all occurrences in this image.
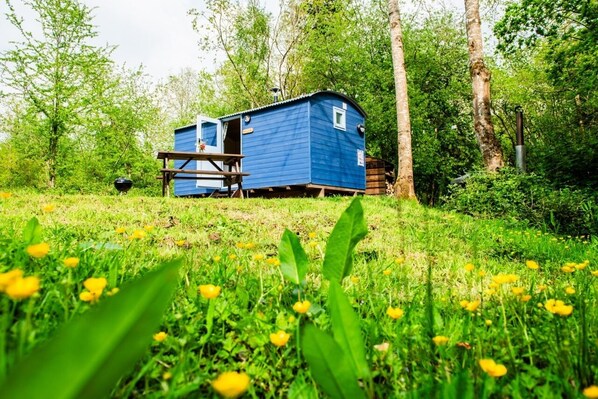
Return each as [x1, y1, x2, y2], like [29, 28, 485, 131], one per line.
[157, 151, 249, 198]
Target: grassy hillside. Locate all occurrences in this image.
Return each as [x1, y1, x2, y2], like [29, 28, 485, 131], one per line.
[0, 193, 596, 397]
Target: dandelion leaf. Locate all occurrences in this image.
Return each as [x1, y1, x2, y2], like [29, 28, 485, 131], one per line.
[323, 198, 367, 283]
[22, 217, 42, 244]
[279, 229, 308, 285]
[301, 324, 366, 399]
[328, 281, 370, 379]
[0, 259, 182, 399]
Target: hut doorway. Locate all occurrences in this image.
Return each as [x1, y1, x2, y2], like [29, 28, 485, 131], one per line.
[223, 117, 241, 155]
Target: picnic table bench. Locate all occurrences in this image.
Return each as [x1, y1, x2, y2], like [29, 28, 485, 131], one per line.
[157, 151, 248, 197]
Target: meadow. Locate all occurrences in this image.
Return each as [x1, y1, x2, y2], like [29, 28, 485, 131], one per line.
[0, 192, 596, 398]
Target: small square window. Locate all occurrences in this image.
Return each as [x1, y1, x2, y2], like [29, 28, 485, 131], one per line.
[333, 107, 346, 131]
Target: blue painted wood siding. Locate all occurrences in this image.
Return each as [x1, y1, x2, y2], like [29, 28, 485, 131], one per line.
[173, 125, 215, 196]
[309, 94, 366, 190]
[241, 101, 310, 189]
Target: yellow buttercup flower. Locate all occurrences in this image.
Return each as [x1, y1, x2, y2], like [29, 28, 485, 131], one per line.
[545, 299, 573, 316]
[583, 385, 598, 398]
[144, 225, 154, 232]
[432, 336, 449, 346]
[115, 227, 126, 234]
[479, 359, 507, 377]
[5, 276, 40, 300]
[575, 263, 587, 270]
[492, 273, 519, 284]
[308, 241, 318, 248]
[42, 203, 55, 213]
[293, 300, 311, 314]
[511, 287, 525, 295]
[63, 257, 80, 268]
[350, 276, 360, 283]
[308, 232, 317, 239]
[537, 284, 547, 292]
[26, 242, 50, 258]
[228, 254, 237, 260]
[244, 242, 255, 249]
[464, 263, 475, 272]
[212, 371, 250, 398]
[129, 229, 147, 240]
[80, 277, 107, 302]
[252, 254, 265, 261]
[162, 372, 172, 380]
[565, 287, 575, 295]
[213, 256, 222, 262]
[383, 269, 392, 276]
[386, 306, 404, 319]
[175, 239, 186, 247]
[561, 265, 575, 273]
[0, 269, 24, 291]
[460, 300, 480, 312]
[520, 295, 532, 302]
[153, 331, 168, 342]
[478, 270, 486, 277]
[526, 260, 539, 270]
[592, 271, 598, 277]
[199, 284, 221, 299]
[269, 330, 291, 347]
[266, 258, 281, 266]
[394, 257, 405, 265]
[485, 319, 493, 326]
[0, 192, 12, 199]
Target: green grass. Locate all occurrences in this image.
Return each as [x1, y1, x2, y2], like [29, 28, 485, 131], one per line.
[0, 193, 596, 398]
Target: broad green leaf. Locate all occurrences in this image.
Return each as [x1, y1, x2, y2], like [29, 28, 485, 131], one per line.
[279, 229, 308, 285]
[323, 198, 367, 283]
[22, 217, 42, 244]
[0, 259, 182, 399]
[328, 281, 370, 379]
[301, 324, 366, 399]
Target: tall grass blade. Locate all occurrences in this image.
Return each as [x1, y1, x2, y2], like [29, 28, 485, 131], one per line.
[323, 198, 367, 283]
[301, 324, 366, 399]
[279, 229, 308, 285]
[0, 259, 182, 399]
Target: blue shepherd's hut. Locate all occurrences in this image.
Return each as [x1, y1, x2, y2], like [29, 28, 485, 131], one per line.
[173, 90, 367, 197]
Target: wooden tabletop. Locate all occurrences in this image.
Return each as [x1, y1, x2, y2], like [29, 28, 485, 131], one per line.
[157, 151, 244, 165]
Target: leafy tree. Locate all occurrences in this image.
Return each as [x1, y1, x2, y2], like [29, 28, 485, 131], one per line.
[0, 0, 114, 188]
[494, 0, 597, 188]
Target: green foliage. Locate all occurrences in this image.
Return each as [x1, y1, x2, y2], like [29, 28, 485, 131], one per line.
[22, 218, 42, 245]
[301, 324, 366, 399]
[279, 229, 308, 285]
[328, 281, 369, 379]
[442, 168, 598, 236]
[0, 259, 181, 399]
[322, 198, 367, 283]
[0, 194, 596, 397]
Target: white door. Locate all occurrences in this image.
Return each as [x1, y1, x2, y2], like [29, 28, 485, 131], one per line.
[196, 115, 223, 189]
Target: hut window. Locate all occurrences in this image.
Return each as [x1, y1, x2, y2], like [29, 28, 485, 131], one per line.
[333, 107, 346, 131]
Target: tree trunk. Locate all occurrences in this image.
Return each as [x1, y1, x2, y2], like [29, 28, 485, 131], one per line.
[388, 0, 416, 200]
[464, 0, 504, 171]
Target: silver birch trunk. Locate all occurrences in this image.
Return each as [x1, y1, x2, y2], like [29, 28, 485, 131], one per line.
[388, 0, 416, 200]
[464, 0, 504, 171]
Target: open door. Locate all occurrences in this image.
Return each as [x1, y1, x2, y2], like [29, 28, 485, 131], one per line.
[196, 115, 222, 189]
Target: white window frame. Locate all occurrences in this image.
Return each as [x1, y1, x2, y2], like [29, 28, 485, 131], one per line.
[333, 106, 346, 131]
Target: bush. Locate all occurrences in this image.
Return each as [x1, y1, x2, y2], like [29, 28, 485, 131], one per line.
[442, 168, 598, 237]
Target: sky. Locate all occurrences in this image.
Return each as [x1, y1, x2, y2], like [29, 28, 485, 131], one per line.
[0, 1, 474, 84]
[0, 0, 208, 82]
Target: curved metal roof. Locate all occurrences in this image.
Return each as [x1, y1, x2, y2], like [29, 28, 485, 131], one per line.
[219, 90, 367, 120]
